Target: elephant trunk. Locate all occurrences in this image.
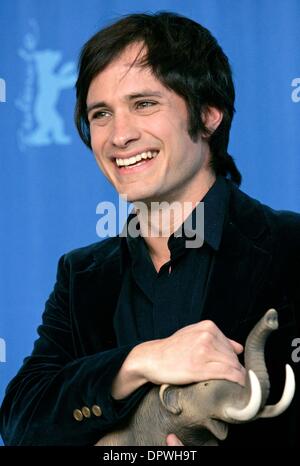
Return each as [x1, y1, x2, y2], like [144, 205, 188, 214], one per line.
[221, 309, 278, 423]
[223, 308, 295, 423]
[244, 308, 278, 407]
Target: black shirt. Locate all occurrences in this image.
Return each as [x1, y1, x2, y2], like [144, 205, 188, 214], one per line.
[114, 176, 229, 346]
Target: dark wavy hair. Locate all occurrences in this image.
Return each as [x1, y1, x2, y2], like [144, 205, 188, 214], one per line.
[75, 11, 241, 185]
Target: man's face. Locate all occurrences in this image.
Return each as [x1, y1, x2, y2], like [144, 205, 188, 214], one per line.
[87, 42, 214, 203]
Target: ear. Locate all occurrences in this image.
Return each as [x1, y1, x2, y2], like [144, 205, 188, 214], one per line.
[159, 384, 182, 415]
[201, 106, 223, 135]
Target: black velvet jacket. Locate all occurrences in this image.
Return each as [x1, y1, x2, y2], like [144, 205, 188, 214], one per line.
[1, 181, 299, 446]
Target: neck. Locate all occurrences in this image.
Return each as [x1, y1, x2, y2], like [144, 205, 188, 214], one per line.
[134, 170, 216, 271]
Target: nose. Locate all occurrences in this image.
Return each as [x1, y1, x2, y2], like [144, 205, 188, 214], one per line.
[110, 111, 141, 148]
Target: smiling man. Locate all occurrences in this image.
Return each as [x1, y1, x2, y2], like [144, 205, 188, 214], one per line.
[86, 42, 218, 206]
[86, 41, 222, 271]
[1, 12, 299, 446]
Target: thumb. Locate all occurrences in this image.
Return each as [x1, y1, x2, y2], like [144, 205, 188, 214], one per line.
[166, 433, 184, 446]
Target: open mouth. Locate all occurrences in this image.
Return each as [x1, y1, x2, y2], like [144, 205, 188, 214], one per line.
[115, 150, 159, 169]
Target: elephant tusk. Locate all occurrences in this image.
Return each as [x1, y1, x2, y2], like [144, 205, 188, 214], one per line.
[258, 365, 296, 418]
[223, 370, 262, 422]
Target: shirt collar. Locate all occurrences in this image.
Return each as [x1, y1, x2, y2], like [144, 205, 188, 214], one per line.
[120, 176, 229, 271]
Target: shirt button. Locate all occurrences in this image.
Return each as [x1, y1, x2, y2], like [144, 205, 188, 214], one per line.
[73, 409, 83, 421]
[91, 405, 102, 417]
[82, 406, 91, 418]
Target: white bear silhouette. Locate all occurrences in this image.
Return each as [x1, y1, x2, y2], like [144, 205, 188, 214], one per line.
[24, 49, 76, 145]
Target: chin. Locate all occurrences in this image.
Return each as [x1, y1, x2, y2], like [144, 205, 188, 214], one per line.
[121, 191, 154, 204]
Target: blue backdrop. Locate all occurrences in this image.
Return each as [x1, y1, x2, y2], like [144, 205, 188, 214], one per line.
[0, 0, 299, 444]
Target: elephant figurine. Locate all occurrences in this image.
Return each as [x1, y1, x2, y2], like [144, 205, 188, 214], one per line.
[96, 309, 295, 446]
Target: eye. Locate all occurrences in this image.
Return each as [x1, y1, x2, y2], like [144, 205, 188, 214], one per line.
[135, 100, 157, 109]
[89, 110, 111, 124]
[92, 110, 110, 119]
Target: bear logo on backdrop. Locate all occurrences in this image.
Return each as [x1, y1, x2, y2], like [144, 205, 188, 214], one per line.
[16, 19, 76, 149]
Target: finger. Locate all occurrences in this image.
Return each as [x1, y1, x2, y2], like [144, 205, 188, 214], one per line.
[166, 433, 184, 446]
[197, 323, 242, 356]
[211, 332, 244, 357]
[228, 339, 244, 354]
[204, 362, 246, 386]
[210, 336, 240, 356]
[199, 344, 243, 370]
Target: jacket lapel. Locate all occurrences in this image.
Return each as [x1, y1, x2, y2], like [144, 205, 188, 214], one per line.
[71, 253, 122, 356]
[201, 185, 273, 340]
[201, 220, 272, 339]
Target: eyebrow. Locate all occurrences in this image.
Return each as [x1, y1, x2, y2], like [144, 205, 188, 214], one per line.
[86, 91, 164, 114]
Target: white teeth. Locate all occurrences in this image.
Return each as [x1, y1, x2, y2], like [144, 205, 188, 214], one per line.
[115, 151, 158, 167]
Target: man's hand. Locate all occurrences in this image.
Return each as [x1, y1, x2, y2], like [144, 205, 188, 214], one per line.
[111, 320, 245, 400]
[132, 320, 245, 387]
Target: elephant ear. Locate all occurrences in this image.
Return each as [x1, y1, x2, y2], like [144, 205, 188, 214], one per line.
[159, 384, 182, 415]
[204, 419, 228, 441]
